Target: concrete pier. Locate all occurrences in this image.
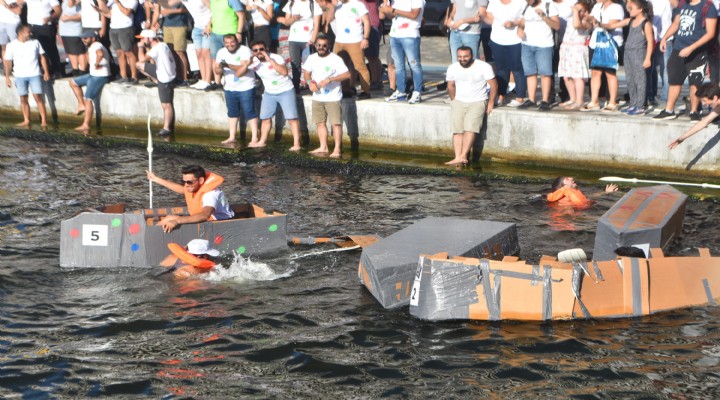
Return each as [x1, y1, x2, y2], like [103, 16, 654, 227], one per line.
[1, 76, 719, 178]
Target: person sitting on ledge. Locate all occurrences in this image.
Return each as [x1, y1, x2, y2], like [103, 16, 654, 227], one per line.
[146, 165, 234, 232]
[668, 83, 720, 150]
[547, 176, 618, 206]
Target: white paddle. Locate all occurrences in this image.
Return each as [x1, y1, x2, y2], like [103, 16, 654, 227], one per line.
[147, 114, 153, 208]
[599, 176, 720, 189]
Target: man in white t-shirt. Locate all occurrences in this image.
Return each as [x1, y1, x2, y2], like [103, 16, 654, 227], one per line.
[69, 31, 111, 132]
[3, 24, 50, 127]
[302, 35, 351, 158]
[445, 46, 497, 165]
[97, 0, 139, 84]
[137, 29, 177, 136]
[213, 34, 259, 146]
[248, 40, 302, 151]
[380, 0, 424, 104]
[517, 0, 560, 111]
[0, 0, 21, 66]
[326, 0, 372, 99]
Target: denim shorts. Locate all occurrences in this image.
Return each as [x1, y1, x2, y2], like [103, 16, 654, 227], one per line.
[225, 88, 258, 119]
[210, 33, 225, 59]
[73, 74, 109, 100]
[191, 27, 211, 50]
[15, 75, 43, 96]
[521, 44, 553, 76]
[0, 22, 19, 45]
[260, 88, 298, 120]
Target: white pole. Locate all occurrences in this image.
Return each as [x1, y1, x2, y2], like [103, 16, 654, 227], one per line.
[599, 176, 720, 189]
[147, 114, 153, 208]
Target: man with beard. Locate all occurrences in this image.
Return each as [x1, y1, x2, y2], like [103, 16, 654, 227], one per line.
[445, 46, 497, 165]
[68, 30, 110, 132]
[247, 40, 302, 151]
[302, 35, 351, 158]
[136, 29, 177, 137]
[214, 34, 258, 145]
[325, 0, 372, 99]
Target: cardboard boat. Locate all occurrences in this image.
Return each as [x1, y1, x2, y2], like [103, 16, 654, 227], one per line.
[60, 203, 288, 268]
[409, 248, 720, 321]
[358, 218, 520, 309]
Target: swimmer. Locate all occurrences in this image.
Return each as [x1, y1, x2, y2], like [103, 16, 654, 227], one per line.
[170, 239, 221, 279]
[547, 176, 618, 206]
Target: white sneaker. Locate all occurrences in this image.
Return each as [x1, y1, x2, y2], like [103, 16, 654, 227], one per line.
[408, 91, 421, 104]
[507, 99, 523, 107]
[385, 90, 407, 102]
[193, 80, 210, 90]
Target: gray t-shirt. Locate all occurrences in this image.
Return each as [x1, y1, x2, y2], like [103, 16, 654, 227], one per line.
[451, 0, 488, 34]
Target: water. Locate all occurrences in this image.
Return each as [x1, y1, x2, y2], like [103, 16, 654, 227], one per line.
[2, 133, 720, 398]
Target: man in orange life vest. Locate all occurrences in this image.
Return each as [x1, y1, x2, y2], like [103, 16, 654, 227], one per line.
[146, 165, 234, 232]
[547, 176, 618, 206]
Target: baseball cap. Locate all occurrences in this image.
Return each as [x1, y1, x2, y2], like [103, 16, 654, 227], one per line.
[136, 29, 157, 39]
[80, 30, 99, 39]
[186, 239, 220, 257]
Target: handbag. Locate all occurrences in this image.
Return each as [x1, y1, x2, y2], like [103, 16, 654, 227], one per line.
[590, 29, 618, 70]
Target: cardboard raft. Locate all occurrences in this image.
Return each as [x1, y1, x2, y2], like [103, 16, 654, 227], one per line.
[358, 218, 520, 309]
[60, 204, 288, 268]
[409, 248, 720, 321]
[593, 185, 686, 261]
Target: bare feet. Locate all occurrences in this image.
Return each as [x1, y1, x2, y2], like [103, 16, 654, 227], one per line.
[289, 145, 301, 152]
[221, 138, 236, 144]
[248, 141, 266, 148]
[75, 108, 85, 116]
[329, 151, 341, 158]
[16, 121, 30, 127]
[444, 158, 467, 165]
[309, 147, 329, 154]
[74, 125, 90, 132]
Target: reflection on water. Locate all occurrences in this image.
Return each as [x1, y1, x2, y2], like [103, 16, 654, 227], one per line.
[2, 135, 720, 398]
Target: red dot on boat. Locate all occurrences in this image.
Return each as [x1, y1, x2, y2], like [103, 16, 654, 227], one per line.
[214, 235, 224, 245]
[70, 228, 79, 238]
[128, 224, 141, 235]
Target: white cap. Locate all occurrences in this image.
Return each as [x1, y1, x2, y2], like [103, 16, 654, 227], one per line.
[136, 29, 157, 39]
[187, 239, 220, 257]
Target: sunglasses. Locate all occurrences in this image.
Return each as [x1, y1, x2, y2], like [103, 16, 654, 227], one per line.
[315, 44, 328, 48]
[251, 47, 265, 52]
[181, 179, 198, 185]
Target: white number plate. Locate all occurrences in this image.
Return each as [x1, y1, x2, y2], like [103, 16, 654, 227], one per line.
[82, 224, 109, 246]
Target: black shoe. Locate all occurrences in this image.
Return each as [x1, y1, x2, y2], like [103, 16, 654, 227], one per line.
[689, 112, 702, 121]
[538, 101, 551, 111]
[653, 110, 677, 120]
[204, 82, 219, 91]
[113, 77, 129, 84]
[144, 81, 158, 88]
[128, 78, 138, 85]
[176, 80, 190, 87]
[518, 100, 536, 109]
[157, 128, 173, 137]
[357, 92, 371, 100]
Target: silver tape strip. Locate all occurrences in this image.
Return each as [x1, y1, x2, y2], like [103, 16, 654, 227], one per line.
[630, 258, 642, 316]
[531, 265, 540, 286]
[542, 266, 553, 321]
[703, 279, 717, 306]
[592, 261, 605, 282]
[480, 260, 500, 321]
[571, 264, 591, 318]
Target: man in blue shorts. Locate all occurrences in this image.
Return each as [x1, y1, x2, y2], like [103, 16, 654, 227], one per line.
[69, 31, 111, 132]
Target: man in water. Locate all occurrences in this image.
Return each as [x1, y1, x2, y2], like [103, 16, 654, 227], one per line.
[547, 176, 618, 206]
[146, 165, 234, 232]
[172, 238, 221, 279]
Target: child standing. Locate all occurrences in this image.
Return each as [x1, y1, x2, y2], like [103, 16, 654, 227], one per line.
[603, 0, 654, 115]
[558, 0, 593, 110]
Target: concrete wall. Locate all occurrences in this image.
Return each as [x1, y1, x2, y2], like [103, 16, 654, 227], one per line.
[2, 77, 719, 177]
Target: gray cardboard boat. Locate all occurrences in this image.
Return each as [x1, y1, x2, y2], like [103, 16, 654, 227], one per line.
[593, 185, 686, 261]
[60, 204, 288, 268]
[358, 217, 520, 309]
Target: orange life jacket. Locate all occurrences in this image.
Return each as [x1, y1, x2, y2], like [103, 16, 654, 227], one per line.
[184, 172, 224, 220]
[166, 242, 216, 279]
[547, 187, 588, 206]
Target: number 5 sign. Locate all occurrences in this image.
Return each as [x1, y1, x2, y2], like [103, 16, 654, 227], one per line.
[82, 224, 109, 246]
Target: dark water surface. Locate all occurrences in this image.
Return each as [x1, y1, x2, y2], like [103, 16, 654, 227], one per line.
[2, 135, 720, 398]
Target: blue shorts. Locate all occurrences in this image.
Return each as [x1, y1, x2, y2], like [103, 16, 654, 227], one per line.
[225, 88, 258, 119]
[73, 74, 109, 100]
[260, 89, 298, 120]
[15, 75, 43, 96]
[191, 27, 211, 50]
[521, 44, 553, 76]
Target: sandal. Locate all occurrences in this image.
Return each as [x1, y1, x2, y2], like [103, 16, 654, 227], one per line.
[580, 102, 600, 112]
[559, 100, 575, 108]
[564, 103, 582, 111]
[601, 103, 619, 112]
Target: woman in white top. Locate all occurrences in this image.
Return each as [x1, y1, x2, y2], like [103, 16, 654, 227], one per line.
[278, 0, 322, 90]
[59, 0, 87, 75]
[247, 0, 274, 49]
[484, 0, 527, 106]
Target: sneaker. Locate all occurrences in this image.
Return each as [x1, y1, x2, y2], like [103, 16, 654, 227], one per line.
[144, 81, 158, 88]
[408, 91, 421, 104]
[204, 82, 220, 92]
[507, 99, 524, 107]
[518, 99, 536, 109]
[385, 90, 407, 102]
[626, 107, 646, 116]
[538, 101, 551, 111]
[653, 110, 677, 120]
[357, 92, 371, 100]
[128, 78, 138, 85]
[689, 112, 702, 121]
[157, 128, 173, 137]
[192, 80, 209, 90]
[176, 80, 190, 87]
[622, 106, 637, 114]
[113, 77, 129, 84]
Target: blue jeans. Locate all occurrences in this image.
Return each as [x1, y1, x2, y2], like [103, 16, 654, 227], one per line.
[210, 33, 226, 59]
[449, 31, 481, 63]
[489, 41, 527, 98]
[390, 36, 423, 94]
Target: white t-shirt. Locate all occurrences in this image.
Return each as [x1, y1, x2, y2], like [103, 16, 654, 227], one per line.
[182, 0, 212, 28]
[216, 46, 256, 91]
[554, 0, 576, 40]
[249, 53, 294, 94]
[389, 0, 424, 38]
[3, 39, 45, 78]
[147, 42, 177, 83]
[247, 0, 273, 27]
[521, 1, 559, 48]
[88, 41, 111, 77]
[302, 52, 349, 102]
[282, 0, 322, 43]
[202, 189, 234, 220]
[446, 59, 495, 102]
[487, 0, 525, 45]
[650, 0, 671, 41]
[590, 2, 624, 46]
[26, 0, 60, 26]
[0, 0, 21, 25]
[59, 1, 83, 37]
[81, 0, 103, 29]
[108, 0, 138, 29]
[331, 0, 368, 43]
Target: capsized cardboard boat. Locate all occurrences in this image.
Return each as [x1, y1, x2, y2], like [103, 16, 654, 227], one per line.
[409, 248, 720, 321]
[358, 218, 520, 309]
[60, 203, 288, 268]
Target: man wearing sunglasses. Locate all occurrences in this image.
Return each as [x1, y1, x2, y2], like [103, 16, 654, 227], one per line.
[247, 40, 302, 151]
[146, 165, 234, 233]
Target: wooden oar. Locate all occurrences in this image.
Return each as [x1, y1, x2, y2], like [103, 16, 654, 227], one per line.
[599, 176, 720, 189]
[288, 235, 380, 248]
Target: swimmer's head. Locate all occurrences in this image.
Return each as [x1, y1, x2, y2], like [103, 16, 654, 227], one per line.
[552, 177, 577, 191]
